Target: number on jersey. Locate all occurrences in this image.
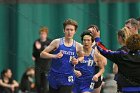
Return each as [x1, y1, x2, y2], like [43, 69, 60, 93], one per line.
[90, 82, 95, 89]
[68, 76, 74, 82]
[88, 59, 94, 66]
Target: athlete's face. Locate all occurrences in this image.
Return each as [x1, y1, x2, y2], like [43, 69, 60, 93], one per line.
[64, 25, 76, 39]
[83, 35, 93, 49]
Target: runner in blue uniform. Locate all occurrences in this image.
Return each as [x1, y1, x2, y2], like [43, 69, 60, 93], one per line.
[87, 25, 107, 93]
[73, 31, 106, 93]
[40, 19, 84, 93]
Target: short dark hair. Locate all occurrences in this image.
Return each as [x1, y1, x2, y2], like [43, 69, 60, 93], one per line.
[81, 31, 94, 43]
[126, 34, 140, 51]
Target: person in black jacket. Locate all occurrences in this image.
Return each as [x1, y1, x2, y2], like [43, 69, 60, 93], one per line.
[20, 67, 35, 93]
[113, 27, 132, 92]
[91, 28, 140, 93]
[32, 27, 52, 93]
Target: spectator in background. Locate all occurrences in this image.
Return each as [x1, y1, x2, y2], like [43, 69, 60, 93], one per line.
[125, 18, 139, 34]
[0, 68, 19, 93]
[20, 67, 35, 93]
[32, 27, 52, 93]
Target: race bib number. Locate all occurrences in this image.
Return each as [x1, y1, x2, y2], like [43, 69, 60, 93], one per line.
[88, 59, 94, 66]
[90, 82, 95, 89]
[68, 76, 74, 82]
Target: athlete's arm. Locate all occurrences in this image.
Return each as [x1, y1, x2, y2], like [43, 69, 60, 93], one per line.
[76, 42, 84, 62]
[40, 39, 63, 59]
[94, 47, 107, 66]
[93, 50, 106, 82]
[90, 27, 127, 63]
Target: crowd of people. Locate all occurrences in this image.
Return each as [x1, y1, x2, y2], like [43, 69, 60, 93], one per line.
[0, 17, 140, 93]
[0, 67, 35, 93]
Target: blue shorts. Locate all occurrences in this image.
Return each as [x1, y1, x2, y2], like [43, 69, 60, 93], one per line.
[73, 79, 95, 93]
[48, 71, 75, 89]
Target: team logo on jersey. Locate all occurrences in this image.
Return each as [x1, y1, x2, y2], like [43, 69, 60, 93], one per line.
[60, 50, 75, 55]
